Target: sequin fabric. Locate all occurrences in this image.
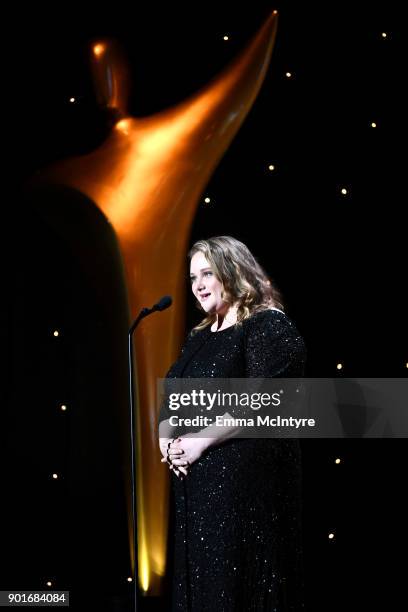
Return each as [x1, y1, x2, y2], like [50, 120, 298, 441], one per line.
[159, 309, 307, 611]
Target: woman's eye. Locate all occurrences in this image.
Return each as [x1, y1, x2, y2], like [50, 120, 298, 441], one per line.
[190, 271, 212, 282]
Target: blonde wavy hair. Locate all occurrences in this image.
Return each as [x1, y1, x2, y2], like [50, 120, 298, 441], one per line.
[188, 236, 284, 332]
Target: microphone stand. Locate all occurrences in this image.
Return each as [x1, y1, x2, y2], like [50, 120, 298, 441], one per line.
[127, 297, 172, 611]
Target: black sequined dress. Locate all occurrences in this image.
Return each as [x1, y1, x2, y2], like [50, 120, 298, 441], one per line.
[159, 309, 307, 611]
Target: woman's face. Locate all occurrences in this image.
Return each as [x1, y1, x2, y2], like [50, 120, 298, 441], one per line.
[190, 251, 227, 315]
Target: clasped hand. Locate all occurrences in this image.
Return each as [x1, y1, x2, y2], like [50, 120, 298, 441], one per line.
[160, 434, 211, 479]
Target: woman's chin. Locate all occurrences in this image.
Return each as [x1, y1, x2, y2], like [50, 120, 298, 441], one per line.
[203, 302, 216, 314]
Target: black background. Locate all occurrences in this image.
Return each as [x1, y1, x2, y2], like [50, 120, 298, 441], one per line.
[1, 2, 406, 610]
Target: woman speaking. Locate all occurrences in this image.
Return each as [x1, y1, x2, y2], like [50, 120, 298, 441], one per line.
[159, 236, 306, 611]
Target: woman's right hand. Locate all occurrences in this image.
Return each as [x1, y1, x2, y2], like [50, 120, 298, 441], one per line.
[159, 436, 172, 461]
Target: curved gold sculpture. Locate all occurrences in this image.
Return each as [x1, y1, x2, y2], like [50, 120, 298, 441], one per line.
[33, 10, 279, 595]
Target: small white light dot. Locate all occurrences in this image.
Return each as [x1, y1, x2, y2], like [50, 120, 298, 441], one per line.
[381, 32, 387, 39]
[52, 473, 59, 480]
[268, 164, 275, 171]
[127, 577, 132, 583]
[53, 330, 59, 337]
[336, 363, 343, 370]
[204, 197, 211, 203]
[328, 532, 335, 540]
[285, 72, 292, 78]
[69, 97, 75, 103]
[46, 581, 52, 587]
[60, 405, 67, 412]
[371, 122, 377, 128]
[340, 188, 348, 195]
[223, 35, 229, 41]
[405, 362, 408, 369]
[335, 458, 341, 464]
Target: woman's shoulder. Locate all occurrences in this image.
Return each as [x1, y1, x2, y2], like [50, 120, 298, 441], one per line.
[243, 307, 304, 340]
[244, 307, 292, 328]
[243, 308, 307, 374]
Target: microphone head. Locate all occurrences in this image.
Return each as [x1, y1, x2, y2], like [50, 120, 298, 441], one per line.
[155, 295, 172, 311]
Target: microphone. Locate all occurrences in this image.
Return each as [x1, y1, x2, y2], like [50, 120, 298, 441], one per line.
[151, 295, 172, 312]
[129, 295, 173, 334]
[127, 295, 173, 610]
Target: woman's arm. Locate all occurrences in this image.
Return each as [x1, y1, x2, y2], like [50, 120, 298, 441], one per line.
[245, 309, 306, 377]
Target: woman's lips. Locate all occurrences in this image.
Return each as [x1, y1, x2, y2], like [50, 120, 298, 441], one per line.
[200, 293, 211, 301]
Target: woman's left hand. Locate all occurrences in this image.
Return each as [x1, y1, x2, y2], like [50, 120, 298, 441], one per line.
[162, 433, 212, 476]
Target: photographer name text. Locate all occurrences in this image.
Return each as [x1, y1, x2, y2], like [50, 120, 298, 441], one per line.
[168, 415, 315, 429]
